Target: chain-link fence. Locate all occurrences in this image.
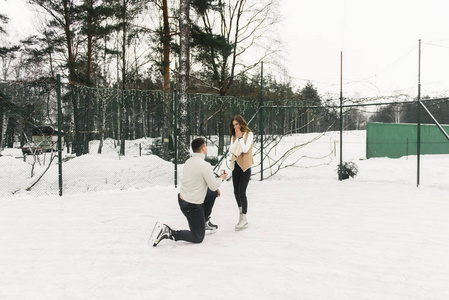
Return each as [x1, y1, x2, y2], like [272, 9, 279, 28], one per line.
[0, 80, 262, 196]
[1, 78, 449, 197]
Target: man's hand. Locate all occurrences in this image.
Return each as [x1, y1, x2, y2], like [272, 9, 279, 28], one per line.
[220, 173, 227, 181]
[216, 189, 221, 197]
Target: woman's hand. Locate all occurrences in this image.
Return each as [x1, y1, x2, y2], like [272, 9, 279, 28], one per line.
[235, 127, 243, 138]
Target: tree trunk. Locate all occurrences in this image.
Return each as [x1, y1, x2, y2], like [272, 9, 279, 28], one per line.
[162, 0, 171, 93]
[178, 0, 190, 163]
[83, 0, 95, 155]
[60, 0, 83, 156]
[72, 89, 83, 156]
[120, 0, 127, 156]
[120, 96, 126, 156]
[82, 92, 91, 154]
[0, 111, 7, 149]
[160, 0, 171, 160]
[97, 96, 105, 154]
[218, 113, 225, 155]
[86, 0, 93, 86]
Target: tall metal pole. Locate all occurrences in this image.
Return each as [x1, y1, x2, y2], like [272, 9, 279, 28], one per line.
[57, 74, 63, 196]
[174, 83, 178, 188]
[260, 62, 264, 181]
[339, 51, 343, 180]
[417, 40, 422, 187]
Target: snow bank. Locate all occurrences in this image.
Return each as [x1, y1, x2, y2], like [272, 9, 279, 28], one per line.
[1, 131, 448, 197]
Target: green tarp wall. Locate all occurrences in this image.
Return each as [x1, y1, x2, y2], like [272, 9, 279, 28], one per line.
[366, 122, 449, 158]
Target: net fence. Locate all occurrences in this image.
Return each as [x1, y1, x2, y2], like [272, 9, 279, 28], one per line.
[1, 79, 448, 197]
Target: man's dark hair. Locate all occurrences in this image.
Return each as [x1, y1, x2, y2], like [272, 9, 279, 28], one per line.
[191, 137, 206, 153]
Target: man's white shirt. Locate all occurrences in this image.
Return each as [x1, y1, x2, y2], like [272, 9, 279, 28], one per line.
[179, 153, 223, 204]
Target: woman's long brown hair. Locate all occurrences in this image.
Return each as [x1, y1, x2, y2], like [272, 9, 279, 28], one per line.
[229, 115, 251, 137]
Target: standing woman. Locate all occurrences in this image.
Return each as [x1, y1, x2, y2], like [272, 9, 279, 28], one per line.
[229, 115, 254, 231]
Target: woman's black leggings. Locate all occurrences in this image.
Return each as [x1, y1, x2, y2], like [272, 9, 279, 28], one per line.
[232, 163, 251, 214]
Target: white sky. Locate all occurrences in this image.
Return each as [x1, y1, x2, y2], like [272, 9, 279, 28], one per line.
[2, 0, 449, 98]
[1, 0, 37, 37]
[280, 0, 449, 98]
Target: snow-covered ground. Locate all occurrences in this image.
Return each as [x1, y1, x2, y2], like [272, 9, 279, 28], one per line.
[1, 131, 449, 299]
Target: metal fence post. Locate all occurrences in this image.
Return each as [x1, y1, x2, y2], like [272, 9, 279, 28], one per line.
[57, 74, 63, 196]
[417, 39, 421, 187]
[339, 52, 343, 181]
[174, 84, 178, 188]
[260, 62, 264, 181]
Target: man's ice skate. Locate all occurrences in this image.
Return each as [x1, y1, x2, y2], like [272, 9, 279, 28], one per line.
[149, 222, 174, 247]
[205, 218, 218, 234]
[235, 214, 248, 231]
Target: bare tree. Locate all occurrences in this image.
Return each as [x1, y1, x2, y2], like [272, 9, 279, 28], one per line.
[189, 0, 279, 155]
[191, 0, 280, 96]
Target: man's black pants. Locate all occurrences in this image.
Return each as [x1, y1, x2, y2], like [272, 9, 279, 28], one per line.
[173, 189, 217, 243]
